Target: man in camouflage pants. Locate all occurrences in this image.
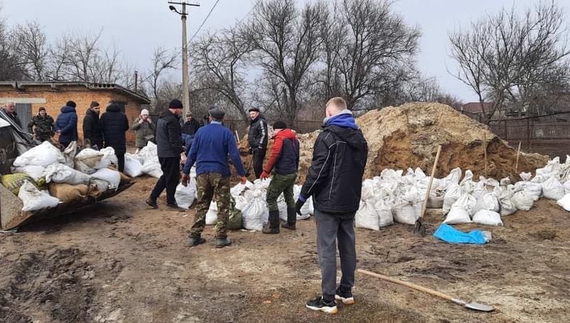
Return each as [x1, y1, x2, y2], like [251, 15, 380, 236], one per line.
[181, 107, 246, 248]
[27, 107, 54, 142]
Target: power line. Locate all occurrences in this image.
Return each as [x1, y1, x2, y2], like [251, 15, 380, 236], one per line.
[189, 0, 222, 43]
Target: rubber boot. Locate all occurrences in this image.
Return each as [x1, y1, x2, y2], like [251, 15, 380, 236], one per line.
[263, 210, 280, 234]
[281, 208, 296, 230]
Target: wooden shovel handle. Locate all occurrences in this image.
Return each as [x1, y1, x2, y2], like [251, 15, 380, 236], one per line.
[420, 145, 442, 220]
[357, 269, 453, 301]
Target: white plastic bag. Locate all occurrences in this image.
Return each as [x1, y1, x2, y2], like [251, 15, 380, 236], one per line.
[18, 180, 60, 212]
[96, 147, 118, 169]
[241, 196, 268, 231]
[392, 202, 417, 225]
[542, 177, 565, 200]
[45, 163, 91, 185]
[556, 193, 570, 212]
[92, 179, 109, 193]
[91, 168, 121, 189]
[444, 205, 472, 224]
[355, 200, 379, 231]
[142, 161, 163, 178]
[206, 201, 218, 225]
[512, 190, 533, 211]
[13, 141, 65, 167]
[443, 183, 461, 215]
[13, 165, 46, 181]
[373, 199, 394, 227]
[175, 182, 196, 209]
[230, 181, 254, 197]
[472, 210, 503, 226]
[473, 192, 500, 214]
[74, 148, 104, 174]
[124, 154, 144, 177]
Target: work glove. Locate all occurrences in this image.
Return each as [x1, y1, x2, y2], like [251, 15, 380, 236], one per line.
[239, 176, 247, 185]
[181, 173, 190, 187]
[295, 196, 307, 216]
[260, 171, 269, 180]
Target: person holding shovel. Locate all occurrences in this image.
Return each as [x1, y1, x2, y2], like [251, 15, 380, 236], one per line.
[260, 121, 300, 234]
[296, 97, 368, 314]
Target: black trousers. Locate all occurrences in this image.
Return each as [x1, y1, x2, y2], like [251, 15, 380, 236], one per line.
[150, 157, 181, 205]
[116, 151, 125, 173]
[252, 148, 266, 179]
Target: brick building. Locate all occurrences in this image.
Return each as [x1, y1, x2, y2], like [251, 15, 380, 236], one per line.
[0, 82, 150, 144]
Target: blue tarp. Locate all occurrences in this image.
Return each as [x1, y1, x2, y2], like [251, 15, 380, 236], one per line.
[433, 223, 487, 245]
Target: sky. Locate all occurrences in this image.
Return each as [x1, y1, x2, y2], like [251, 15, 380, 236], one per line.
[1, 0, 569, 102]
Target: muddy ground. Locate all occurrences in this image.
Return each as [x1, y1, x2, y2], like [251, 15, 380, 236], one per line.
[1, 175, 569, 323]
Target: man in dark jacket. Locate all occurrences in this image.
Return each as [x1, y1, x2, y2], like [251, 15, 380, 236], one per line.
[100, 103, 129, 172]
[181, 111, 201, 136]
[146, 99, 185, 209]
[297, 97, 368, 314]
[28, 107, 54, 142]
[55, 101, 78, 149]
[247, 107, 268, 179]
[83, 101, 103, 149]
[260, 121, 300, 234]
[2, 101, 22, 128]
[181, 107, 246, 248]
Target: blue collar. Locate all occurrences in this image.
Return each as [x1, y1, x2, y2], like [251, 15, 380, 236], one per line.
[211, 121, 222, 125]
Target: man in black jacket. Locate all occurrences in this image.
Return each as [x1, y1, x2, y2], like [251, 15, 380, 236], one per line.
[181, 111, 202, 136]
[83, 101, 103, 149]
[297, 97, 368, 314]
[100, 103, 129, 172]
[247, 107, 268, 179]
[146, 99, 185, 209]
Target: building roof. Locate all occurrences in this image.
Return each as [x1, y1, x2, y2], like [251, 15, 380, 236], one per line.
[0, 81, 150, 104]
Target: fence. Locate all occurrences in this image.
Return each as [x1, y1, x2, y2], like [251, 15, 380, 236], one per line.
[465, 112, 570, 158]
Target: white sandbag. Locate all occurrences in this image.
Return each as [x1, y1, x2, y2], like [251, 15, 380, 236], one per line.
[137, 142, 159, 164]
[563, 180, 570, 195]
[300, 196, 314, 215]
[62, 141, 77, 167]
[206, 201, 218, 225]
[512, 190, 533, 211]
[473, 192, 500, 214]
[524, 182, 542, 201]
[496, 187, 517, 216]
[96, 147, 118, 169]
[18, 180, 60, 212]
[472, 210, 503, 226]
[355, 200, 379, 231]
[92, 179, 109, 193]
[241, 196, 268, 231]
[392, 202, 417, 225]
[175, 182, 196, 209]
[45, 163, 91, 185]
[230, 181, 254, 197]
[427, 189, 444, 209]
[13, 165, 45, 181]
[74, 148, 103, 174]
[542, 177, 565, 200]
[124, 154, 144, 178]
[444, 205, 472, 224]
[13, 141, 65, 167]
[443, 183, 461, 214]
[91, 168, 121, 189]
[142, 161, 163, 178]
[373, 199, 394, 227]
[234, 196, 248, 211]
[556, 193, 570, 212]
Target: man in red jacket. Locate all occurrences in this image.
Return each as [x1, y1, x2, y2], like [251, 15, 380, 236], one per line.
[260, 121, 300, 234]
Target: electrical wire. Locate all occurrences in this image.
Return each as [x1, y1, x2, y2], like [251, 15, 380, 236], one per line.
[188, 0, 222, 43]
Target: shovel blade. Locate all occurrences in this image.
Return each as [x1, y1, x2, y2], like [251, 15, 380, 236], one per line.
[465, 302, 495, 312]
[413, 220, 426, 236]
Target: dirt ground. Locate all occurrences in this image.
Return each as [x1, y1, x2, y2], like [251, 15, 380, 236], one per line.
[1, 175, 570, 323]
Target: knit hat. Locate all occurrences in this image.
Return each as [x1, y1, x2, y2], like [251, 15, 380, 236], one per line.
[209, 106, 225, 120]
[169, 99, 183, 110]
[248, 107, 260, 113]
[66, 101, 76, 108]
[38, 107, 46, 112]
[141, 109, 149, 116]
[273, 121, 287, 130]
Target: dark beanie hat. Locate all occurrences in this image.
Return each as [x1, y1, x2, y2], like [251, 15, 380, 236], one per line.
[66, 101, 76, 108]
[38, 107, 46, 112]
[248, 107, 260, 112]
[209, 106, 225, 120]
[273, 121, 287, 129]
[169, 99, 183, 109]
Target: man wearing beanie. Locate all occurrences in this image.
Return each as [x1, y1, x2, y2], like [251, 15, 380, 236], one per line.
[83, 101, 103, 149]
[247, 107, 268, 179]
[181, 106, 246, 248]
[55, 100, 78, 149]
[132, 108, 156, 153]
[28, 107, 55, 142]
[147, 99, 185, 209]
[260, 121, 300, 234]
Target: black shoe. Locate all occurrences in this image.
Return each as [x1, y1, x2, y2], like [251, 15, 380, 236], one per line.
[215, 237, 232, 248]
[145, 198, 158, 209]
[167, 203, 185, 211]
[335, 287, 354, 305]
[305, 296, 338, 314]
[188, 236, 206, 247]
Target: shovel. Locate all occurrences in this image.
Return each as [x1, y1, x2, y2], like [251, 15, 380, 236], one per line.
[414, 145, 442, 236]
[358, 269, 495, 312]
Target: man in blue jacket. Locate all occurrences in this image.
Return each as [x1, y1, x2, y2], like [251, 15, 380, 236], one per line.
[55, 100, 78, 149]
[296, 97, 368, 314]
[181, 106, 246, 249]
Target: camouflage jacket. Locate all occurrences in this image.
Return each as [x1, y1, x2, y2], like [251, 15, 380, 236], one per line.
[28, 114, 55, 136]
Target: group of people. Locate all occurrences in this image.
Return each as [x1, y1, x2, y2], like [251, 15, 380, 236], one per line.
[146, 97, 369, 315]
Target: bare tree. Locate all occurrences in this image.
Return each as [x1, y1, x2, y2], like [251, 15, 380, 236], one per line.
[142, 47, 178, 112]
[11, 21, 49, 80]
[450, 1, 570, 122]
[191, 28, 252, 123]
[0, 4, 25, 80]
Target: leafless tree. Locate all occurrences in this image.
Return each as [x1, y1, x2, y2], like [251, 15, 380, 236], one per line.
[141, 47, 178, 112]
[11, 21, 49, 80]
[0, 4, 24, 80]
[450, 1, 570, 122]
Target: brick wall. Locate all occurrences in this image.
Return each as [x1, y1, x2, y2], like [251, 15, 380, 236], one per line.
[0, 85, 143, 144]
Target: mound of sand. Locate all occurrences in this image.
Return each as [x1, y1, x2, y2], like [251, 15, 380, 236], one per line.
[238, 102, 548, 183]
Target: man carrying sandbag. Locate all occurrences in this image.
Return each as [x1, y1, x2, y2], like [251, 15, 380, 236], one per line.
[181, 107, 246, 249]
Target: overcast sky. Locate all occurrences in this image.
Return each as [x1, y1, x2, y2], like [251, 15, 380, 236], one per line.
[2, 0, 569, 102]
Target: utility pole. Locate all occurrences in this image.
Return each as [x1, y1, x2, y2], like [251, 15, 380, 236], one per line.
[168, 1, 199, 116]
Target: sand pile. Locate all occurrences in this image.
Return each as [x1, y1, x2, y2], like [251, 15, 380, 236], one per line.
[238, 102, 548, 183]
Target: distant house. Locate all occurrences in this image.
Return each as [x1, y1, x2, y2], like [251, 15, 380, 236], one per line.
[460, 102, 493, 115]
[0, 82, 150, 144]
